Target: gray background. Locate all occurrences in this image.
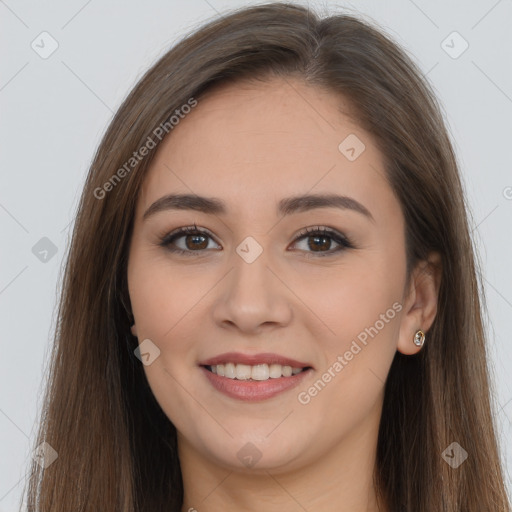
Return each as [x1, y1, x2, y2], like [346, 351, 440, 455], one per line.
[1, 0, 511, 509]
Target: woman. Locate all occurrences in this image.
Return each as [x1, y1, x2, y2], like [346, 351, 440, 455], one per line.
[23, 2, 511, 511]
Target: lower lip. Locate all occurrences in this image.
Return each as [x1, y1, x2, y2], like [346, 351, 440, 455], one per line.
[200, 366, 312, 402]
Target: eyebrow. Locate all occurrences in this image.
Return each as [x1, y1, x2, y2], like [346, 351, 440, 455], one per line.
[142, 193, 375, 223]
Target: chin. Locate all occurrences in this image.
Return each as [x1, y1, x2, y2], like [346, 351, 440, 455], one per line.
[197, 428, 311, 472]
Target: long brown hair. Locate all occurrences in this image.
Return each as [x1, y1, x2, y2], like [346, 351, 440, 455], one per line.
[22, 3, 511, 511]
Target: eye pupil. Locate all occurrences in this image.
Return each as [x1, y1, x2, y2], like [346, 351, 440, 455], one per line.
[186, 234, 208, 250]
[309, 235, 330, 251]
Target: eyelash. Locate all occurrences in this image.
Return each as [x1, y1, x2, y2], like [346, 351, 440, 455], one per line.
[158, 223, 354, 258]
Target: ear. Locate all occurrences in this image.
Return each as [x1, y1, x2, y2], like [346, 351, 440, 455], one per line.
[131, 323, 138, 337]
[397, 251, 442, 355]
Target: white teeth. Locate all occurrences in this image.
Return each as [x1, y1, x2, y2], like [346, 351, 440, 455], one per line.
[209, 363, 304, 380]
[282, 365, 292, 377]
[251, 364, 269, 381]
[235, 364, 252, 380]
[224, 362, 236, 379]
[269, 363, 282, 378]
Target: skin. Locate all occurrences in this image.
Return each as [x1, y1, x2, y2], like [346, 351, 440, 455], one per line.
[127, 77, 441, 512]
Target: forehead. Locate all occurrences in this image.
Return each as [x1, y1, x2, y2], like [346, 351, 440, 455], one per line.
[137, 77, 397, 223]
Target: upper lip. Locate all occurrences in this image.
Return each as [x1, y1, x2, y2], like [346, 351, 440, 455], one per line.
[199, 352, 313, 368]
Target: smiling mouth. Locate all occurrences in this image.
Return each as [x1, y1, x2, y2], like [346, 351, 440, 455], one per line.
[203, 363, 312, 381]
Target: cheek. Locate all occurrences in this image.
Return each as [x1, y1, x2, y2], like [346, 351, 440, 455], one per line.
[127, 255, 208, 431]
[294, 258, 402, 345]
[128, 250, 204, 340]
[295, 254, 404, 410]
[293, 275, 401, 440]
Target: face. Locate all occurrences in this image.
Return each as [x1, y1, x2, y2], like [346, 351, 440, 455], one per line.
[127, 77, 411, 474]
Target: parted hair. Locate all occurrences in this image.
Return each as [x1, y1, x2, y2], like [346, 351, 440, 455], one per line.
[23, 3, 510, 511]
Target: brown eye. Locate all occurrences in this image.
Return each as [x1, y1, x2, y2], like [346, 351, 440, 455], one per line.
[160, 225, 220, 256]
[291, 226, 353, 257]
[182, 233, 208, 250]
[159, 225, 353, 258]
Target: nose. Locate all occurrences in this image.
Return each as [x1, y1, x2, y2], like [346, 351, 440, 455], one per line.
[211, 242, 293, 334]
